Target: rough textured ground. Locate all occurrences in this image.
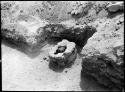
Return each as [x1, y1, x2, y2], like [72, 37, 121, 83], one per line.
[1, 1, 124, 91]
[2, 43, 110, 91]
[81, 11, 124, 91]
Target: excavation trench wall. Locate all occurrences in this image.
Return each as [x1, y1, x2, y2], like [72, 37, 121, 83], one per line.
[2, 23, 97, 53]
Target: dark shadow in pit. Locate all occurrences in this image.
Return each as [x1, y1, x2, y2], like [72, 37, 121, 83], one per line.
[2, 39, 47, 59]
[76, 44, 86, 57]
[80, 71, 111, 91]
[46, 25, 97, 57]
[47, 38, 62, 45]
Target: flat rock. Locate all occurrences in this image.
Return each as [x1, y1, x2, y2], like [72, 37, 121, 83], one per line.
[1, 14, 49, 52]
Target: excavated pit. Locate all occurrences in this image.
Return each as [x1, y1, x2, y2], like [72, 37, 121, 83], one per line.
[44, 24, 97, 49]
[2, 22, 97, 56]
[2, 1, 124, 91]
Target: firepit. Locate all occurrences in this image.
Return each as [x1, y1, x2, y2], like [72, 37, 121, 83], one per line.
[49, 39, 77, 67]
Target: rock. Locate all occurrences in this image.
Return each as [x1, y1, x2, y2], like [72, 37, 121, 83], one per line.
[107, 2, 124, 12]
[44, 23, 97, 46]
[49, 39, 77, 67]
[81, 15, 124, 90]
[1, 14, 49, 52]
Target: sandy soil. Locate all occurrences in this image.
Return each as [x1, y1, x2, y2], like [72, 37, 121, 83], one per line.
[2, 42, 110, 91]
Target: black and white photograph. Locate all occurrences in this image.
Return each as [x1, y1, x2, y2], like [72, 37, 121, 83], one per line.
[1, 1, 124, 91]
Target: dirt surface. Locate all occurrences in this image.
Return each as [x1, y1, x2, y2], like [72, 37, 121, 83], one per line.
[1, 1, 124, 91]
[2, 43, 110, 91]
